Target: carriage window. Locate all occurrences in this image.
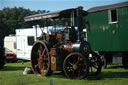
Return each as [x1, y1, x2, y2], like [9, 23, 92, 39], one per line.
[108, 9, 118, 24]
[27, 36, 34, 46]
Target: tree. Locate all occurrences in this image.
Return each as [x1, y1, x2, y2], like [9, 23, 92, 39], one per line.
[0, 7, 49, 40]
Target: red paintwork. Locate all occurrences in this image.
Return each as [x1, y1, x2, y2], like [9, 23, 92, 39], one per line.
[5, 52, 17, 62]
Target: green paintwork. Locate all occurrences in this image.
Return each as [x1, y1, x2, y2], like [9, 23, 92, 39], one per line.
[86, 6, 128, 51]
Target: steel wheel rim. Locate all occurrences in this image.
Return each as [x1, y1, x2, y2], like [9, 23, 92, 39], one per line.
[63, 52, 89, 79]
[31, 41, 50, 76]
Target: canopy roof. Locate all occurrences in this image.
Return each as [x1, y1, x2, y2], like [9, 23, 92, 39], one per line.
[24, 7, 88, 22]
[88, 1, 128, 13]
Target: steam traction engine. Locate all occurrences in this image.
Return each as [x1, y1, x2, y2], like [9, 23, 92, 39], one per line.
[24, 7, 102, 79]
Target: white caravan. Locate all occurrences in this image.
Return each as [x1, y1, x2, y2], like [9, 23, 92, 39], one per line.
[16, 26, 58, 60]
[16, 28, 42, 60]
[4, 35, 16, 53]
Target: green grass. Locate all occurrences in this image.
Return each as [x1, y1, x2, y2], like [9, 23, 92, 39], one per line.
[0, 61, 128, 85]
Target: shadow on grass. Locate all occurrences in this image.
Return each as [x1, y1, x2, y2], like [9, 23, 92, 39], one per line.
[87, 71, 128, 80]
[1, 65, 26, 71]
[1, 60, 31, 71]
[2, 62, 128, 80]
[101, 71, 128, 79]
[49, 71, 67, 79]
[86, 65, 128, 80]
[2, 66, 128, 80]
[106, 65, 124, 69]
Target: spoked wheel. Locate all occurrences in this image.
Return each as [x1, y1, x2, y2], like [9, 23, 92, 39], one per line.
[63, 52, 89, 79]
[31, 41, 52, 76]
[101, 55, 107, 69]
[89, 51, 102, 76]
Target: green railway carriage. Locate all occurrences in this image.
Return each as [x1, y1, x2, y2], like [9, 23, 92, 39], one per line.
[86, 2, 128, 68]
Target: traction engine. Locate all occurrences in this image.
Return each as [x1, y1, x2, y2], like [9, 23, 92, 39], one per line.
[24, 7, 102, 79]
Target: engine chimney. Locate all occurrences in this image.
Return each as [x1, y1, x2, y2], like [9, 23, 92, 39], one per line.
[76, 6, 83, 41]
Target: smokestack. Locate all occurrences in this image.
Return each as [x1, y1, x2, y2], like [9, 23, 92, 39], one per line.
[76, 6, 83, 41]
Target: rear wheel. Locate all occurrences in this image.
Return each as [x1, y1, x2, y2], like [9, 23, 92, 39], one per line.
[31, 41, 52, 76]
[63, 52, 89, 79]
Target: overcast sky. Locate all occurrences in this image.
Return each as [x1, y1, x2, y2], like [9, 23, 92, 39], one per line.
[0, 0, 127, 11]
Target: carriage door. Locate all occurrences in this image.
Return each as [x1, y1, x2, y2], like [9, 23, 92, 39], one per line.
[108, 9, 119, 50]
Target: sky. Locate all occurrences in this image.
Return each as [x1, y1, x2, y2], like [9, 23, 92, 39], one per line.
[0, 0, 128, 12]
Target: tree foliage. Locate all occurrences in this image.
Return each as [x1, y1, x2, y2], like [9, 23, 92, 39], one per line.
[0, 7, 49, 40]
[0, 7, 70, 41]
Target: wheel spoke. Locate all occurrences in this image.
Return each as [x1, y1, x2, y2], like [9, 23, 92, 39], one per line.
[72, 68, 75, 75]
[75, 56, 80, 64]
[43, 57, 48, 60]
[92, 64, 98, 69]
[35, 63, 39, 68]
[90, 66, 93, 72]
[78, 71, 81, 77]
[41, 48, 46, 57]
[68, 61, 73, 65]
[39, 63, 43, 71]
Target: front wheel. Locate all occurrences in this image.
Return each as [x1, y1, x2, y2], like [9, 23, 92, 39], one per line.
[63, 52, 89, 79]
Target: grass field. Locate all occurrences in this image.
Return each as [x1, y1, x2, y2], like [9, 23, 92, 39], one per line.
[0, 61, 128, 85]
